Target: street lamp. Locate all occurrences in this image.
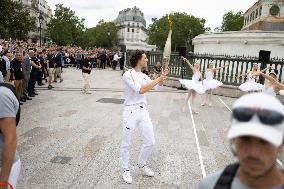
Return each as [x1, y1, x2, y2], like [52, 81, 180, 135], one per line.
[38, 13, 44, 47]
[107, 30, 111, 47]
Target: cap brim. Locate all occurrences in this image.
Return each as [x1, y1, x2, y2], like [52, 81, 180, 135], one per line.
[227, 122, 283, 147]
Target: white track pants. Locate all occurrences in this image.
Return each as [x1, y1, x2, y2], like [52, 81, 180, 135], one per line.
[120, 104, 155, 170]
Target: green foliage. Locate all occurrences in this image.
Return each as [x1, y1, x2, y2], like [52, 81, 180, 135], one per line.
[0, 0, 36, 40]
[221, 11, 244, 32]
[147, 12, 206, 51]
[48, 4, 85, 46]
[83, 21, 118, 48]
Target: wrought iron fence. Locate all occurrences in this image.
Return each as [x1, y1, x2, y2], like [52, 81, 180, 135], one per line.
[125, 51, 284, 86]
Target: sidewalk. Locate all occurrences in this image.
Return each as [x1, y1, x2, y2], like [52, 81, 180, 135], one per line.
[17, 68, 236, 189]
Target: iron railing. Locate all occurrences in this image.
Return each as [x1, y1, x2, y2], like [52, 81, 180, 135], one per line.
[125, 51, 284, 86]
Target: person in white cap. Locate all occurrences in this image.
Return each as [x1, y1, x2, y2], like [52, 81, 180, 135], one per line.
[120, 50, 167, 184]
[198, 93, 284, 189]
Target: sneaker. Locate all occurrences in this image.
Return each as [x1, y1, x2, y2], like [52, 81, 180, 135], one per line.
[86, 91, 92, 94]
[48, 85, 53, 90]
[60, 79, 63, 83]
[122, 170, 132, 184]
[140, 165, 154, 177]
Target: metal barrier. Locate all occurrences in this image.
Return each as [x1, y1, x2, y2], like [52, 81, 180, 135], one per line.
[125, 51, 284, 86]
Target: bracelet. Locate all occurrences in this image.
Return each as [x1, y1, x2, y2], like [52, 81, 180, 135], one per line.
[0, 182, 13, 189]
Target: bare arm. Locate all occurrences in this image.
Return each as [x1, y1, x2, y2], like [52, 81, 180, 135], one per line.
[0, 118, 16, 183]
[181, 57, 194, 71]
[140, 71, 167, 94]
[31, 61, 41, 69]
[259, 72, 278, 83]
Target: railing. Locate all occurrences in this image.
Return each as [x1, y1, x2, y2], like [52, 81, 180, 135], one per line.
[125, 51, 284, 86]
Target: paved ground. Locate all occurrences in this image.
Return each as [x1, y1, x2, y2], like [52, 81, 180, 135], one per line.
[16, 68, 237, 189]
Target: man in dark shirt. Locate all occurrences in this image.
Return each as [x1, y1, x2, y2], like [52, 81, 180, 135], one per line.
[54, 49, 63, 83]
[47, 49, 56, 89]
[82, 55, 92, 94]
[27, 51, 41, 97]
[10, 53, 24, 102]
[37, 50, 45, 86]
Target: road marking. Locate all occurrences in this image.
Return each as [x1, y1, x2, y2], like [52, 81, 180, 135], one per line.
[218, 96, 284, 168]
[218, 97, 232, 112]
[187, 101, 207, 178]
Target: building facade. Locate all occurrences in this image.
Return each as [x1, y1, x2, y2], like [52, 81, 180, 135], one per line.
[242, 0, 284, 31]
[15, 0, 52, 44]
[114, 7, 156, 51]
[193, 0, 284, 59]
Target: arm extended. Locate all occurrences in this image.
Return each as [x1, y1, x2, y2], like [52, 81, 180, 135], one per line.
[0, 118, 17, 183]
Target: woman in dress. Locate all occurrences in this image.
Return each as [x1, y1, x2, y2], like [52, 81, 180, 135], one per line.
[202, 61, 228, 106]
[238, 63, 266, 93]
[256, 69, 283, 97]
[180, 58, 205, 114]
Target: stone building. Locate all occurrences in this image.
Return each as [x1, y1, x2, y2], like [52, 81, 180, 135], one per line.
[242, 0, 284, 31]
[192, 0, 284, 58]
[15, 0, 52, 44]
[114, 6, 156, 51]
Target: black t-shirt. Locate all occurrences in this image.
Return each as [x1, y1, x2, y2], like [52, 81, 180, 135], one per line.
[82, 59, 92, 74]
[11, 59, 23, 80]
[47, 53, 55, 68]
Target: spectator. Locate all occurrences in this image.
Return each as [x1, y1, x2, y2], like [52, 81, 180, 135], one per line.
[0, 82, 21, 189]
[1, 50, 11, 82]
[54, 48, 63, 83]
[10, 52, 24, 103]
[112, 52, 121, 70]
[119, 53, 125, 71]
[27, 50, 41, 97]
[47, 49, 56, 89]
[22, 50, 33, 101]
[82, 55, 92, 94]
[198, 93, 284, 189]
[76, 50, 82, 70]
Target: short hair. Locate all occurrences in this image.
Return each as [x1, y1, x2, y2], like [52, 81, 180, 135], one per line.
[129, 50, 145, 68]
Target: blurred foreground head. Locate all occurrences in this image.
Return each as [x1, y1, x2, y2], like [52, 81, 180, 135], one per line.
[228, 93, 284, 178]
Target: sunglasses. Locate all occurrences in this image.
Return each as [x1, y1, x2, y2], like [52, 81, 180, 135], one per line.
[232, 107, 284, 125]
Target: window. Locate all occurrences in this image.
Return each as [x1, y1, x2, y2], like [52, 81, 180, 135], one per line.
[255, 9, 258, 18]
[128, 22, 130, 26]
[252, 11, 255, 20]
[132, 28, 134, 33]
[259, 6, 262, 16]
[127, 28, 130, 32]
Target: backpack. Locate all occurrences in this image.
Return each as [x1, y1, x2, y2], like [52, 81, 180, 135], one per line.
[214, 163, 284, 189]
[213, 163, 239, 189]
[0, 83, 20, 126]
[0, 57, 7, 78]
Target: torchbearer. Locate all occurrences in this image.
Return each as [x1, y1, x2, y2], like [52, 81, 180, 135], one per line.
[120, 15, 172, 184]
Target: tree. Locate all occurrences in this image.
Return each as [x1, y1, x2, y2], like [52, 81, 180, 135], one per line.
[221, 11, 244, 32]
[147, 12, 206, 51]
[84, 21, 118, 48]
[48, 4, 85, 46]
[0, 0, 36, 40]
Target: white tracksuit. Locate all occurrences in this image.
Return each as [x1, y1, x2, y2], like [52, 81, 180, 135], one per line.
[120, 69, 156, 170]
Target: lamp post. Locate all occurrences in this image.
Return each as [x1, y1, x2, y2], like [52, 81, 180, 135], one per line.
[38, 13, 44, 47]
[107, 30, 111, 48]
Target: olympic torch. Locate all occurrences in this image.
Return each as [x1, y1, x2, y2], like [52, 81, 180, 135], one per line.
[162, 15, 173, 71]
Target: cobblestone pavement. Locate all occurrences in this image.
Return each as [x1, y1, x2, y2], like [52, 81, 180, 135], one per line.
[16, 68, 237, 189]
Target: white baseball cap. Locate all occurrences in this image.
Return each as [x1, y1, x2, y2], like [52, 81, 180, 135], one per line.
[227, 93, 284, 147]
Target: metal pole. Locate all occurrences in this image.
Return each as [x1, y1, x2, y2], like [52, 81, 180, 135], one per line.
[39, 23, 42, 47]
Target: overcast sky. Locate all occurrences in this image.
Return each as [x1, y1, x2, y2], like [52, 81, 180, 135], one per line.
[46, 0, 257, 29]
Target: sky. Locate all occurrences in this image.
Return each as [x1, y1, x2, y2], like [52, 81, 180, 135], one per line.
[46, 0, 257, 29]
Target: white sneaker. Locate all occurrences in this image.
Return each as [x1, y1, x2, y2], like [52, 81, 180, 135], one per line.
[86, 91, 92, 94]
[140, 165, 154, 177]
[122, 170, 132, 184]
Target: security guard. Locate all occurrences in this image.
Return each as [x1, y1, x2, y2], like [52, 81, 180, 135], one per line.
[120, 50, 167, 184]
